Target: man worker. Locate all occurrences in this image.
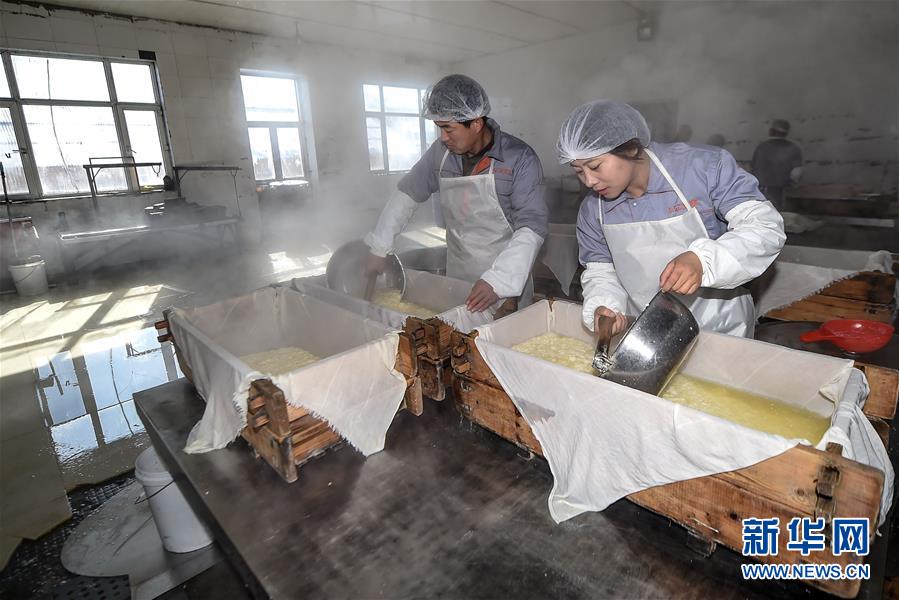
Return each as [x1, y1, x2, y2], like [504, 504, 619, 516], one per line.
[751, 119, 803, 210]
[364, 74, 548, 312]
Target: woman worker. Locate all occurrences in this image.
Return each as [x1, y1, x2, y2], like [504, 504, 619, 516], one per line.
[557, 101, 786, 338]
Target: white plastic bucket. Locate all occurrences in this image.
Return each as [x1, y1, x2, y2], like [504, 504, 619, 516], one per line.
[134, 447, 213, 553]
[9, 259, 48, 297]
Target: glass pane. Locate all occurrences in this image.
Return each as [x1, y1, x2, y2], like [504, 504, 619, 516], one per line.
[0, 61, 9, 97]
[276, 127, 304, 178]
[366, 117, 384, 171]
[12, 55, 109, 101]
[247, 127, 275, 180]
[385, 115, 421, 171]
[383, 86, 419, 113]
[425, 120, 439, 146]
[0, 108, 28, 194]
[124, 110, 165, 187]
[24, 105, 125, 195]
[240, 75, 298, 122]
[112, 63, 155, 103]
[363, 84, 381, 112]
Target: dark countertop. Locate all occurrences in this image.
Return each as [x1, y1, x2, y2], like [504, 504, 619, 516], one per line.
[755, 320, 899, 371]
[136, 379, 891, 600]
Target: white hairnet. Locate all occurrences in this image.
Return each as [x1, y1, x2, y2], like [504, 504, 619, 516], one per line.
[421, 74, 490, 122]
[557, 100, 651, 164]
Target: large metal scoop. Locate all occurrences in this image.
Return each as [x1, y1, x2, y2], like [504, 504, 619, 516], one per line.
[592, 290, 700, 395]
[326, 240, 405, 299]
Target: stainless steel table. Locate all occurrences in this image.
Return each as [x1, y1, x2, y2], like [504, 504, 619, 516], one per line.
[136, 379, 891, 599]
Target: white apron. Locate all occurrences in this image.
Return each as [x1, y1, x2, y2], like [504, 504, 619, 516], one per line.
[598, 149, 754, 337]
[438, 149, 534, 307]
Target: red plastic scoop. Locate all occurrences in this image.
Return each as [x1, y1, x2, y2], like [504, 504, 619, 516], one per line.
[800, 320, 894, 353]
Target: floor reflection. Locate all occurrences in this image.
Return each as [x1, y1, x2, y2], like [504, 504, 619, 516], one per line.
[33, 326, 182, 483]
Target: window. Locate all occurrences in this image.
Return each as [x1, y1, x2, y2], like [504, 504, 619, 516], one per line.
[363, 84, 438, 173]
[0, 50, 170, 199]
[0, 60, 10, 97]
[240, 73, 308, 182]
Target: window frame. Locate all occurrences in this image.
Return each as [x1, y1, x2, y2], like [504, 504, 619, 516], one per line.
[363, 83, 435, 174]
[240, 69, 310, 184]
[0, 48, 172, 201]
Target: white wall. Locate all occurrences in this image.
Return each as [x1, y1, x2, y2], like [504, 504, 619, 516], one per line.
[453, 1, 899, 192]
[0, 1, 446, 274]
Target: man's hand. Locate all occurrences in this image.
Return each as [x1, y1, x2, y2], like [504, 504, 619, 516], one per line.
[364, 253, 387, 277]
[594, 306, 628, 336]
[659, 251, 703, 295]
[466, 279, 500, 312]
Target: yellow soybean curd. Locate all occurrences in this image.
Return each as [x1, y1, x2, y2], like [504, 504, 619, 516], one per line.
[511, 333, 597, 375]
[240, 347, 320, 376]
[660, 374, 830, 443]
[510, 333, 831, 443]
[371, 289, 435, 318]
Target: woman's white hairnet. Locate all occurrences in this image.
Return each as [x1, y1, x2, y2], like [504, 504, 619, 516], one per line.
[557, 100, 651, 164]
[421, 74, 491, 122]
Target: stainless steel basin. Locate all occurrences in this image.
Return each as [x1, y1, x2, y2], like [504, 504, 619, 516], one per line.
[326, 240, 405, 298]
[396, 246, 447, 276]
[594, 291, 700, 395]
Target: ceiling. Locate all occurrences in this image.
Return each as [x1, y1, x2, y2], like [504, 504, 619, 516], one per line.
[45, 0, 642, 63]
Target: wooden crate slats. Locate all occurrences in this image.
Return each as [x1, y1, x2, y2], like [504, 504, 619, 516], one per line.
[765, 270, 896, 323]
[240, 419, 298, 483]
[856, 363, 899, 420]
[405, 315, 458, 361]
[766, 294, 894, 323]
[404, 316, 465, 401]
[453, 376, 542, 454]
[451, 331, 503, 388]
[250, 379, 291, 439]
[394, 331, 419, 378]
[433, 319, 456, 359]
[819, 271, 896, 304]
[403, 377, 424, 416]
[292, 428, 342, 464]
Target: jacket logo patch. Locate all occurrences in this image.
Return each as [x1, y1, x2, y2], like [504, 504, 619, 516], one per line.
[669, 199, 700, 213]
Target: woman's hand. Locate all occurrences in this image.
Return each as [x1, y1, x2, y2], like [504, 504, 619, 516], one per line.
[594, 306, 628, 336]
[660, 251, 703, 295]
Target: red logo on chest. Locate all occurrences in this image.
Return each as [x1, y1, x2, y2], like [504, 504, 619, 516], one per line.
[668, 199, 700, 214]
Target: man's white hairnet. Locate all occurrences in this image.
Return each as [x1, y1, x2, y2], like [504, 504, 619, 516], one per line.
[557, 100, 651, 164]
[421, 74, 491, 122]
